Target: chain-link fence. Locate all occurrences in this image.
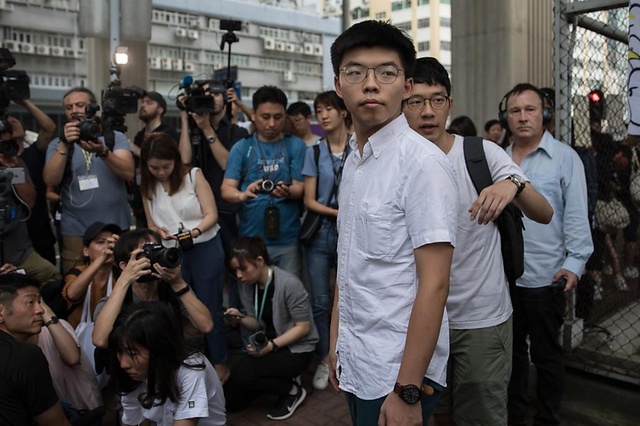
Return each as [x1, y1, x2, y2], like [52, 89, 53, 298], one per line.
[555, 0, 640, 385]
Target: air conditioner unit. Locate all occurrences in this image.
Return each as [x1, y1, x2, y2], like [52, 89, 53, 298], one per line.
[295, 45, 304, 54]
[4, 41, 18, 51]
[65, 48, 78, 58]
[264, 37, 275, 50]
[149, 57, 162, 70]
[184, 61, 196, 72]
[304, 43, 314, 55]
[283, 70, 294, 82]
[161, 58, 173, 70]
[20, 43, 34, 54]
[275, 41, 286, 51]
[51, 46, 64, 57]
[187, 30, 199, 40]
[175, 28, 187, 37]
[286, 43, 295, 53]
[36, 45, 50, 55]
[314, 44, 323, 56]
[172, 59, 184, 71]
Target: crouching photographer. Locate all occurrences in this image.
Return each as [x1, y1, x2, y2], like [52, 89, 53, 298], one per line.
[91, 228, 213, 352]
[223, 236, 318, 421]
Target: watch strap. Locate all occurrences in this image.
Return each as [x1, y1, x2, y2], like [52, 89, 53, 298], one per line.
[44, 316, 59, 327]
[174, 285, 191, 297]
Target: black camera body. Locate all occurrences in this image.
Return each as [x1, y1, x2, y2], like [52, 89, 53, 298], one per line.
[0, 69, 30, 110]
[248, 331, 268, 352]
[173, 230, 194, 251]
[136, 243, 183, 282]
[0, 139, 19, 157]
[102, 86, 144, 116]
[177, 78, 215, 115]
[77, 104, 101, 142]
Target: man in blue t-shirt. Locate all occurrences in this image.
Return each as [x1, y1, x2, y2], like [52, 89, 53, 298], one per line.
[222, 86, 306, 278]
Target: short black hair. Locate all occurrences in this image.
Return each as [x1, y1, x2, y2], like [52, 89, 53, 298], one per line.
[287, 101, 312, 117]
[252, 85, 288, 111]
[484, 119, 501, 132]
[62, 86, 98, 105]
[448, 116, 477, 137]
[413, 57, 451, 96]
[330, 20, 416, 78]
[0, 273, 41, 311]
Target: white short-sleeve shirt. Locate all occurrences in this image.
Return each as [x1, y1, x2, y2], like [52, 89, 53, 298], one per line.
[121, 353, 225, 426]
[335, 114, 459, 400]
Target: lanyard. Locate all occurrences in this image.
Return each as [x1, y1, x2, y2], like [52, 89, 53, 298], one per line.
[81, 149, 93, 174]
[254, 267, 273, 325]
[325, 135, 350, 191]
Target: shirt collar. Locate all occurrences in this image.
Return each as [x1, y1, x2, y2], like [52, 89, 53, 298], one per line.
[507, 130, 556, 159]
[350, 114, 409, 159]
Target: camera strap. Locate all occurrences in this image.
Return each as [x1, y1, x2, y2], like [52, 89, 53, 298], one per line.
[254, 266, 273, 325]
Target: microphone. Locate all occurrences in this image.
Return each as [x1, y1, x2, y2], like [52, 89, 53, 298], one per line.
[179, 75, 193, 90]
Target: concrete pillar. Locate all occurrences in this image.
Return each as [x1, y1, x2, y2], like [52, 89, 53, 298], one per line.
[451, 0, 554, 130]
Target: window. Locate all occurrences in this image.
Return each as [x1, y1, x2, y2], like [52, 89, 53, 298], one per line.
[375, 12, 387, 19]
[392, 1, 403, 11]
[441, 0, 450, 4]
[441, 41, 451, 50]
[419, 0, 429, 5]
[418, 41, 430, 52]
[441, 17, 451, 27]
[418, 18, 430, 28]
[396, 22, 412, 32]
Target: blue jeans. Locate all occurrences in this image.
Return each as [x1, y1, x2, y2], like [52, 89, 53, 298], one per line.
[181, 233, 228, 364]
[304, 221, 337, 358]
[267, 242, 303, 280]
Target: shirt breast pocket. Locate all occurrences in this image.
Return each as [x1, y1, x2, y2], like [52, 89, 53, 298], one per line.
[528, 173, 562, 206]
[356, 210, 392, 259]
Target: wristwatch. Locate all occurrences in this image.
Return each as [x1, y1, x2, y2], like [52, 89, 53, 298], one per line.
[270, 340, 279, 352]
[207, 134, 218, 144]
[507, 174, 526, 197]
[44, 316, 59, 327]
[393, 382, 422, 405]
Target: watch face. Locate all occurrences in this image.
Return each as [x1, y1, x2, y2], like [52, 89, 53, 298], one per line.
[401, 385, 421, 404]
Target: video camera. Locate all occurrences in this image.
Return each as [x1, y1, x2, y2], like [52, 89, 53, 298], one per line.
[100, 79, 145, 133]
[0, 48, 30, 156]
[0, 166, 25, 235]
[176, 76, 215, 115]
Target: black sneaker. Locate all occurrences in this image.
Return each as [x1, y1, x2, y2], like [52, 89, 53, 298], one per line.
[266, 383, 307, 421]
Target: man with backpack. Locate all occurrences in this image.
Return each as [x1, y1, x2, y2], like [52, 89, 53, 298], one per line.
[221, 85, 306, 278]
[43, 87, 133, 273]
[403, 57, 553, 426]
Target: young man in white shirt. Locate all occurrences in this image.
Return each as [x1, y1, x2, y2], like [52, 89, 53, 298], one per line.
[329, 20, 459, 425]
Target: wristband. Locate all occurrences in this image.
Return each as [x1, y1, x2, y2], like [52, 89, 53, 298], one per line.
[270, 340, 279, 352]
[174, 285, 191, 297]
[192, 227, 202, 237]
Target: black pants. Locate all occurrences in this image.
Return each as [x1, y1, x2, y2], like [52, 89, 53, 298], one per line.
[508, 286, 565, 426]
[224, 349, 313, 412]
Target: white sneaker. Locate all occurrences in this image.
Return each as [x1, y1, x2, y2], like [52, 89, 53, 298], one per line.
[603, 264, 613, 275]
[312, 362, 329, 390]
[623, 266, 639, 279]
[593, 283, 603, 301]
[615, 275, 629, 291]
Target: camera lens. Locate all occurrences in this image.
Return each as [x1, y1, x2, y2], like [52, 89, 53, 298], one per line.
[162, 247, 183, 268]
[261, 179, 275, 193]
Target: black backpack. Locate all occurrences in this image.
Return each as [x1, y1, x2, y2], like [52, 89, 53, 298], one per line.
[463, 137, 525, 292]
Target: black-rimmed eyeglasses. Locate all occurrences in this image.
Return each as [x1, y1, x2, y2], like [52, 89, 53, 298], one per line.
[405, 95, 450, 112]
[339, 64, 404, 85]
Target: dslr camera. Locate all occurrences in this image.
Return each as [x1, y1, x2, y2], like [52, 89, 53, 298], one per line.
[248, 330, 269, 352]
[77, 104, 101, 142]
[1, 48, 30, 157]
[136, 243, 183, 282]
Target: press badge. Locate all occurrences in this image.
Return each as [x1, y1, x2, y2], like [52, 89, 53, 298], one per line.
[78, 175, 99, 191]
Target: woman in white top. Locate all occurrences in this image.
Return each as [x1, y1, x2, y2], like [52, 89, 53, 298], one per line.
[110, 302, 226, 426]
[140, 132, 228, 381]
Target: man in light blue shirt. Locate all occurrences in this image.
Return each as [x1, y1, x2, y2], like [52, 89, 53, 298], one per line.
[504, 83, 593, 426]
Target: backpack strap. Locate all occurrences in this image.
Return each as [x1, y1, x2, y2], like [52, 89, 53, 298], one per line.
[463, 136, 494, 194]
[239, 136, 253, 185]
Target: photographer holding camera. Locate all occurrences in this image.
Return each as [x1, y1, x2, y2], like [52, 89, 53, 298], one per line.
[224, 236, 317, 421]
[139, 132, 229, 382]
[0, 124, 60, 286]
[91, 228, 213, 350]
[221, 86, 306, 279]
[43, 87, 134, 273]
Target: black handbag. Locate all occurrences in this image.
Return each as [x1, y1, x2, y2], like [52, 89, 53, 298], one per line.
[299, 210, 322, 245]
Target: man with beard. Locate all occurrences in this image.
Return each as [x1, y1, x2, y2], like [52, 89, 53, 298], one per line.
[131, 92, 179, 227]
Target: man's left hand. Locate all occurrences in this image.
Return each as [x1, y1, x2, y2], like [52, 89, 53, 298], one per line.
[78, 139, 106, 155]
[378, 392, 422, 426]
[553, 269, 579, 292]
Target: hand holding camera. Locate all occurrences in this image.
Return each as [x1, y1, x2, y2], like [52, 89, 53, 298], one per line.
[247, 330, 269, 356]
